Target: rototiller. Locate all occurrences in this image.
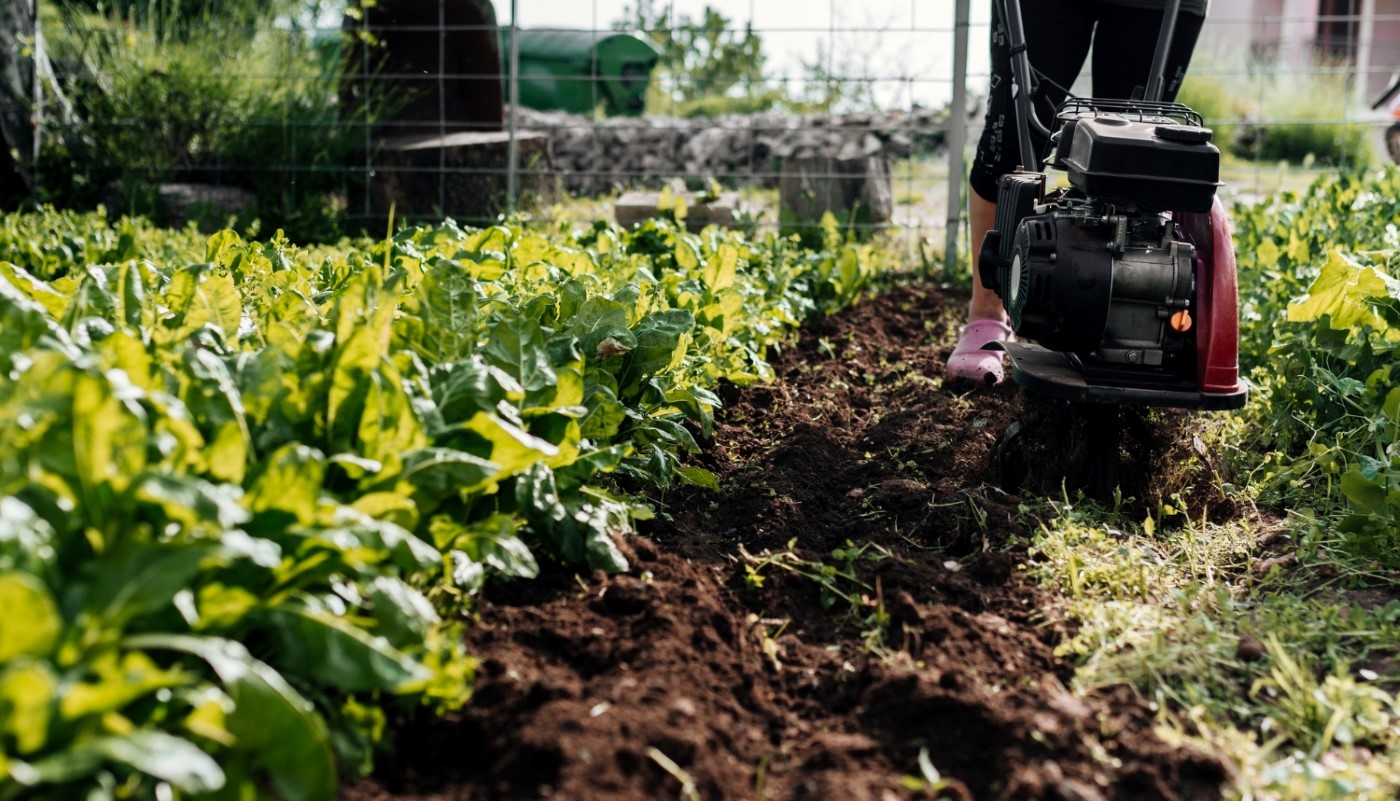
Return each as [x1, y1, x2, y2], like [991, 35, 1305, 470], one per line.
[976, 0, 1248, 493]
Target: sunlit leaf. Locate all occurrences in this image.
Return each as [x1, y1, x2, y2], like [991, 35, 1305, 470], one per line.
[0, 572, 61, 660]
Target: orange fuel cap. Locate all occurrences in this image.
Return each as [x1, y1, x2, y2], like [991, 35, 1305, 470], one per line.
[1171, 310, 1193, 333]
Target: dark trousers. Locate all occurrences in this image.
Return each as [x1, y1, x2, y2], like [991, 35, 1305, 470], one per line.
[969, 0, 1206, 202]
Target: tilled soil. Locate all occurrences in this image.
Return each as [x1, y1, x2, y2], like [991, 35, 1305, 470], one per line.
[342, 282, 1228, 801]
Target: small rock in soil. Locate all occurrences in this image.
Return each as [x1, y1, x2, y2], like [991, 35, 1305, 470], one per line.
[1236, 634, 1266, 663]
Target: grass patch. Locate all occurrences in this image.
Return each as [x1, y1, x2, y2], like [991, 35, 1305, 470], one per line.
[1023, 499, 1400, 800]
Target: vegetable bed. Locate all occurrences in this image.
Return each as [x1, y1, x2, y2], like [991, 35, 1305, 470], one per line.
[3, 166, 1400, 800]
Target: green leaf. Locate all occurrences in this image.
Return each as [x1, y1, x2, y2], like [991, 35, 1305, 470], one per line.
[365, 576, 439, 647]
[0, 498, 59, 579]
[110, 260, 156, 330]
[264, 606, 433, 693]
[134, 473, 250, 532]
[0, 572, 61, 660]
[451, 411, 559, 476]
[327, 329, 385, 451]
[1286, 250, 1391, 332]
[1383, 386, 1400, 425]
[92, 731, 225, 793]
[567, 297, 637, 361]
[0, 661, 58, 754]
[432, 357, 524, 427]
[622, 310, 694, 387]
[60, 266, 118, 329]
[484, 315, 557, 393]
[206, 230, 242, 263]
[401, 447, 502, 501]
[430, 514, 539, 581]
[246, 444, 327, 526]
[702, 243, 739, 291]
[580, 382, 627, 440]
[356, 362, 429, 475]
[161, 266, 244, 343]
[0, 261, 67, 319]
[675, 465, 720, 490]
[125, 634, 337, 801]
[316, 513, 440, 573]
[1341, 468, 1387, 513]
[72, 367, 150, 505]
[414, 259, 480, 361]
[86, 542, 224, 625]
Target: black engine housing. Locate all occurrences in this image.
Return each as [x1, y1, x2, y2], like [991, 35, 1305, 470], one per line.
[978, 103, 1219, 377]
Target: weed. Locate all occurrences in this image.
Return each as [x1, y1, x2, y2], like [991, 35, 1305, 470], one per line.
[1026, 504, 1400, 800]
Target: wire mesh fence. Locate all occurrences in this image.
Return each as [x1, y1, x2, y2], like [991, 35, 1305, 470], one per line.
[5, 0, 1399, 261]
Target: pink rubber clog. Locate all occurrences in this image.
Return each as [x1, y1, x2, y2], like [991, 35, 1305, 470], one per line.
[946, 319, 1014, 386]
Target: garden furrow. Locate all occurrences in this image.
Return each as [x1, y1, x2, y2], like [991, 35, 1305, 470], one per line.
[342, 283, 1227, 801]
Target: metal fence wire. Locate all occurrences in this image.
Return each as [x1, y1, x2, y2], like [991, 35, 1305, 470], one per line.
[7, 0, 1400, 262]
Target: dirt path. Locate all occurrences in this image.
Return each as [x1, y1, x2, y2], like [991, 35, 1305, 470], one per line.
[341, 283, 1228, 801]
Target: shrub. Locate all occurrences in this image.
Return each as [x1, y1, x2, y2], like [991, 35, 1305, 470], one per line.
[1244, 69, 1374, 168]
[1174, 52, 1374, 168]
[37, 14, 370, 241]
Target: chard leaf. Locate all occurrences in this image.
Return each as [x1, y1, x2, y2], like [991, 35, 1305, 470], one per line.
[90, 731, 225, 793]
[86, 543, 224, 625]
[366, 576, 440, 647]
[60, 267, 117, 329]
[264, 606, 432, 693]
[566, 297, 636, 362]
[0, 661, 58, 754]
[429, 514, 539, 580]
[71, 368, 149, 509]
[0, 572, 61, 660]
[246, 443, 327, 527]
[484, 315, 557, 393]
[580, 382, 626, 440]
[702, 243, 739, 291]
[0, 498, 59, 578]
[621, 310, 694, 391]
[401, 447, 501, 501]
[134, 473, 250, 531]
[0, 274, 79, 370]
[356, 362, 428, 475]
[416, 258, 480, 362]
[125, 634, 337, 801]
[0, 261, 67, 319]
[206, 230, 242, 263]
[160, 266, 243, 343]
[449, 411, 559, 477]
[432, 357, 524, 427]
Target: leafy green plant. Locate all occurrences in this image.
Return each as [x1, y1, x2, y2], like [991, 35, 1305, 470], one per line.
[0, 205, 881, 796]
[1228, 168, 1400, 543]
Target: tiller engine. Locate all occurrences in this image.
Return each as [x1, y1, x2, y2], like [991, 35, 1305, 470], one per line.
[978, 100, 1246, 411]
[978, 0, 1247, 496]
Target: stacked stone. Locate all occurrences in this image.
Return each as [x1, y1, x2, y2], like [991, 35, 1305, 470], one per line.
[513, 107, 949, 195]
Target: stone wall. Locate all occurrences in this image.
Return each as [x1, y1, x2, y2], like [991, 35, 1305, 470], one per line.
[513, 107, 949, 195]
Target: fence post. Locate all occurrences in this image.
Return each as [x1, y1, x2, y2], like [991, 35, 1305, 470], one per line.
[506, 0, 520, 214]
[1355, 0, 1375, 108]
[943, 0, 970, 279]
[29, 0, 40, 172]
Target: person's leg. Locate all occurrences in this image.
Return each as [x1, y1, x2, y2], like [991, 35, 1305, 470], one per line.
[954, 0, 1097, 382]
[969, 0, 1097, 209]
[1089, 4, 1205, 101]
[967, 191, 1003, 321]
